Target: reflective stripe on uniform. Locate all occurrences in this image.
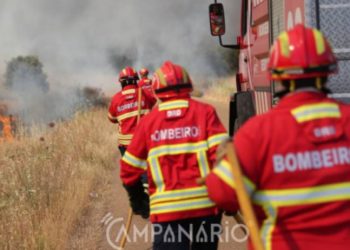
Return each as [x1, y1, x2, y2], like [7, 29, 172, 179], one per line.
[118, 133, 133, 140]
[254, 182, 350, 250]
[159, 100, 189, 111]
[122, 151, 147, 170]
[146, 131, 226, 212]
[213, 159, 256, 194]
[148, 141, 208, 158]
[260, 205, 277, 250]
[122, 89, 136, 95]
[108, 112, 118, 121]
[117, 109, 150, 122]
[118, 139, 131, 145]
[118, 133, 133, 145]
[253, 182, 350, 207]
[291, 102, 340, 123]
[207, 133, 228, 148]
[150, 186, 209, 205]
[150, 196, 215, 215]
[149, 156, 165, 192]
[197, 151, 210, 177]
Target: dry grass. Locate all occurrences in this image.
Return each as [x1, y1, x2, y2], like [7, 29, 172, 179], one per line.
[199, 76, 237, 103]
[0, 109, 117, 250]
[206, 76, 236, 101]
[0, 84, 236, 249]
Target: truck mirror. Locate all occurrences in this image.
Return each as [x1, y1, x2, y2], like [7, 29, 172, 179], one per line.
[209, 3, 226, 36]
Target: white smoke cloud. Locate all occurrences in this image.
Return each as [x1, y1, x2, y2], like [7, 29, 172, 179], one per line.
[0, 0, 241, 124]
[0, 0, 234, 91]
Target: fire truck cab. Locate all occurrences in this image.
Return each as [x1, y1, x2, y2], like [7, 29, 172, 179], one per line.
[209, 0, 350, 135]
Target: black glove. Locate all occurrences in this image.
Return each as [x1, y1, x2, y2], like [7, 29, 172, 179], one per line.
[123, 181, 150, 219]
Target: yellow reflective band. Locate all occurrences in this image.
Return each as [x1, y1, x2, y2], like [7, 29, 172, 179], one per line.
[213, 160, 235, 189]
[148, 141, 208, 158]
[150, 186, 209, 205]
[117, 109, 150, 122]
[108, 112, 118, 121]
[253, 182, 350, 207]
[207, 133, 228, 148]
[122, 88, 136, 95]
[118, 133, 133, 139]
[213, 159, 256, 193]
[150, 197, 215, 215]
[313, 29, 326, 55]
[159, 100, 189, 111]
[291, 102, 340, 122]
[118, 140, 131, 145]
[279, 31, 290, 58]
[122, 151, 147, 170]
[260, 205, 277, 250]
[156, 69, 167, 87]
[197, 151, 210, 177]
[149, 156, 165, 192]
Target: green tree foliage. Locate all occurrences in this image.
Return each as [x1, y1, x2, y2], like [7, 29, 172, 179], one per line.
[4, 56, 49, 92]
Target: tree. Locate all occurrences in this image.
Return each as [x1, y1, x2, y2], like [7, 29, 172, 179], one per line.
[4, 56, 49, 92]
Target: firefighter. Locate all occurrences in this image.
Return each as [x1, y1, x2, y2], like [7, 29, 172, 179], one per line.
[138, 67, 154, 99]
[108, 66, 155, 156]
[204, 24, 350, 250]
[120, 61, 228, 250]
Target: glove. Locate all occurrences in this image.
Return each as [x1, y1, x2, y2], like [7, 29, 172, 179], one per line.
[123, 181, 150, 219]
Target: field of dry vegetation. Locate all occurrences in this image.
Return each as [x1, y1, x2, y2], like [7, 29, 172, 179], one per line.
[0, 80, 237, 250]
[0, 109, 118, 249]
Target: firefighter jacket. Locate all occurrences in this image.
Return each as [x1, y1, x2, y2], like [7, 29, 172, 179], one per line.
[205, 91, 350, 250]
[121, 97, 228, 223]
[108, 85, 155, 146]
[138, 78, 154, 99]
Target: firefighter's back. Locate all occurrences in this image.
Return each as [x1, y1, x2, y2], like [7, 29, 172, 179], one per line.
[142, 97, 226, 222]
[245, 92, 350, 249]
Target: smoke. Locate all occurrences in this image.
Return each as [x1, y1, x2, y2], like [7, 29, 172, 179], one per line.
[0, 0, 233, 85]
[0, 0, 238, 123]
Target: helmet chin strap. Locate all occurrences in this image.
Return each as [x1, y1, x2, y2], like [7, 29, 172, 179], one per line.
[316, 77, 322, 90]
[289, 80, 296, 92]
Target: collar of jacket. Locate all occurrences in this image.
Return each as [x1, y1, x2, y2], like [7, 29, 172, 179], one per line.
[275, 91, 329, 110]
[122, 84, 137, 91]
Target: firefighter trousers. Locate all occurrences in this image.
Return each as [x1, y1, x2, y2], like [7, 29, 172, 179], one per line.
[152, 213, 222, 250]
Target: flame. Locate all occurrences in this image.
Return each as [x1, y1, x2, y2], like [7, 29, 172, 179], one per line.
[0, 103, 15, 142]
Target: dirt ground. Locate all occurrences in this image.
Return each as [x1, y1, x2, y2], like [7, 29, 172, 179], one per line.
[70, 98, 247, 250]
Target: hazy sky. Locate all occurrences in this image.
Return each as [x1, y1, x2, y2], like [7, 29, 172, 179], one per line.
[0, 0, 240, 91]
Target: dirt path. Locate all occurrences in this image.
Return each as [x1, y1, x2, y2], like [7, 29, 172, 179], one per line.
[70, 98, 247, 250]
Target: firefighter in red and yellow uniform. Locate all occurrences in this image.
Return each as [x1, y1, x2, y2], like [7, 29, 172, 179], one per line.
[108, 66, 155, 155]
[138, 67, 155, 100]
[121, 61, 228, 250]
[204, 25, 350, 250]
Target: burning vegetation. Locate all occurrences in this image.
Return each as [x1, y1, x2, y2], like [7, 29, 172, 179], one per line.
[0, 55, 108, 142]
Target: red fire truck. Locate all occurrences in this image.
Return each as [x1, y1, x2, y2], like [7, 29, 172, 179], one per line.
[209, 0, 350, 135]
